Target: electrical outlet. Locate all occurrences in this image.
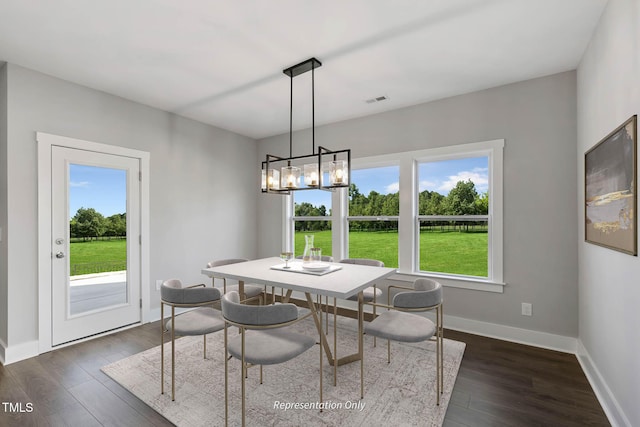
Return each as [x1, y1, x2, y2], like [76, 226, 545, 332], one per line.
[156, 280, 162, 291]
[521, 302, 532, 316]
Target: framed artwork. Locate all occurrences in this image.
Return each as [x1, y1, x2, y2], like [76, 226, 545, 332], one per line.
[585, 115, 637, 255]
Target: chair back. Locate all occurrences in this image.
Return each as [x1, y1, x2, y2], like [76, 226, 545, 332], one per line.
[339, 258, 384, 267]
[207, 258, 249, 268]
[221, 291, 299, 327]
[161, 279, 220, 304]
[393, 278, 442, 310]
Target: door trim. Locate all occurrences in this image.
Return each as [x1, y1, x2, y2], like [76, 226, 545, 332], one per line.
[37, 132, 150, 354]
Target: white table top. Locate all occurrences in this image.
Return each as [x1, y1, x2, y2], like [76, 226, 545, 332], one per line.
[202, 257, 396, 299]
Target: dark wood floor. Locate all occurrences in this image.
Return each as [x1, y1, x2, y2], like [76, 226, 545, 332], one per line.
[0, 323, 610, 426]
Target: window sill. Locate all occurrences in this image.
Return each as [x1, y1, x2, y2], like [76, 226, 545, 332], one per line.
[392, 270, 505, 293]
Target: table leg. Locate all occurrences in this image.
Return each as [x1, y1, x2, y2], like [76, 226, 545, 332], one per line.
[282, 289, 293, 303]
[304, 293, 334, 364]
[238, 280, 245, 302]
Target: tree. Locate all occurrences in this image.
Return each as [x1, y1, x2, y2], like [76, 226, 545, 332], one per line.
[104, 213, 126, 237]
[475, 192, 489, 215]
[294, 202, 329, 232]
[70, 207, 106, 240]
[444, 180, 479, 215]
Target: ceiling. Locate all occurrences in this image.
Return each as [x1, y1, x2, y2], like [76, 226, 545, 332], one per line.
[0, 0, 607, 140]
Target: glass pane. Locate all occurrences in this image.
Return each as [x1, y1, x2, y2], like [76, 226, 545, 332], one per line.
[348, 221, 398, 268]
[293, 190, 331, 217]
[294, 222, 332, 258]
[349, 166, 399, 216]
[419, 219, 488, 277]
[68, 164, 128, 316]
[417, 157, 489, 215]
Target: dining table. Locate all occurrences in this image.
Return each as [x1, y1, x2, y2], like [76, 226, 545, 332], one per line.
[201, 256, 396, 390]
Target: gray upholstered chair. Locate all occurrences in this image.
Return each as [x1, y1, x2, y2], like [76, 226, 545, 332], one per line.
[160, 279, 225, 401]
[363, 278, 443, 404]
[222, 291, 321, 426]
[206, 258, 265, 304]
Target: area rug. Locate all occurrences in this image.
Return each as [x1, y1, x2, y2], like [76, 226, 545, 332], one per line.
[102, 316, 465, 426]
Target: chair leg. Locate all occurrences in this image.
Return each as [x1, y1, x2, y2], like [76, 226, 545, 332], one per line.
[372, 286, 377, 347]
[333, 298, 337, 387]
[224, 324, 228, 427]
[160, 302, 164, 395]
[241, 327, 246, 427]
[319, 297, 323, 412]
[325, 296, 329, 332]
[317, 295, 322, 332]
[440, 305, 444, 396]
[360, 336, 364, 400]
[387, 339, 391, 364]
[171, 305, 176, 401]
[203, 334, 207, 359]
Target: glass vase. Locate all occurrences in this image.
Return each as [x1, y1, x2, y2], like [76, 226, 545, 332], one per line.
[302, 234, 314, 263]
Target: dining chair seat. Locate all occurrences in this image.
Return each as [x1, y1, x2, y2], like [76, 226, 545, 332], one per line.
[365, 310, 435, 342]
[346, 286, 382, 302]
[226, 328, 316, 365]
[165, 307, 224, 336]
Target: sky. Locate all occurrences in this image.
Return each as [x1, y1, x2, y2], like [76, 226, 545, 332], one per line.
[67, 156, 489, 217]
[69, 164, 127, 219]
[295, 156, 489, 208]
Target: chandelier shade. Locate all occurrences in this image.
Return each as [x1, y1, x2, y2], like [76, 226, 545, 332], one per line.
[261, 57, 351, 194]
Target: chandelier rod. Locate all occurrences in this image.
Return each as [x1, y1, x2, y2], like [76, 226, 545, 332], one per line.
[289, 69, 293, 159]
[312, 62, 315, 155]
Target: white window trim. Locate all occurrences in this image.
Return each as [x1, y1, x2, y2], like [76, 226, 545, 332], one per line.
[37, 132, 151, 353]
[351, 139, 505, 293]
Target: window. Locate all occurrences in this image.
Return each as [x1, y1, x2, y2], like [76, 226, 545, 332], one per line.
[417, 157, 489, 277]
[292, 190, 332, 258]
[285, 139, 504, 291]
[347, 166, 399, 268]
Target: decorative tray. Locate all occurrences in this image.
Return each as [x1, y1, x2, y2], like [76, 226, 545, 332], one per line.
[270, 262, 342, 276]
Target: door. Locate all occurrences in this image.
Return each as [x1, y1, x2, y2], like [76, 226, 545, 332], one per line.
[51, 146, 141, 346]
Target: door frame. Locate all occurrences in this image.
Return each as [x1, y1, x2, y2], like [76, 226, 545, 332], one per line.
[37, 132, 150, 354]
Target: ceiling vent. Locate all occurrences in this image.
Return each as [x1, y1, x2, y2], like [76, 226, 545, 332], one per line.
[365, 95, 389, 104]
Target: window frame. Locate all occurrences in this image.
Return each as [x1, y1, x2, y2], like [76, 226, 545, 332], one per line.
[346, 163, 400, 264]
[415, 153, 491, 279]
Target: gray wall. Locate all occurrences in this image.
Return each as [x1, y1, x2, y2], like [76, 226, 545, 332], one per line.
[0, 62, 7, 346]
[577, 0, 640, 425]
[3, 64, 258, 351]
[258, 71, 579, 338]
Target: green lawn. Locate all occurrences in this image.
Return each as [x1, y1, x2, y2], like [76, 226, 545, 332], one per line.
[69, 239, 127, 275]
[70, 231, 487, 277]
[295, 229, 487, 277]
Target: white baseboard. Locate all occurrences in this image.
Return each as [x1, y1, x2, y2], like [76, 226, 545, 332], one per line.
[576, 340, 631, 427]
[0, 337, 39, 365]
[442, 314, 578, 354]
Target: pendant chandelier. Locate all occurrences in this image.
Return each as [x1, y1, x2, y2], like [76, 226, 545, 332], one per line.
[261, 57, 350, 194]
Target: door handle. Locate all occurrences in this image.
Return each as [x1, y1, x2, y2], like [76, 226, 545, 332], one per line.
[55, 252, 65, 259]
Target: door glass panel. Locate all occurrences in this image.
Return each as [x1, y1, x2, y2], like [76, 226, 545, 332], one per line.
[68, 164, 127, 316]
